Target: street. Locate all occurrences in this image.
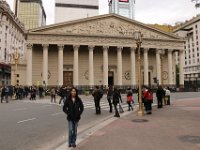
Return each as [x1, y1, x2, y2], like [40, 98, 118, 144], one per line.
[0, 92, 199, 150]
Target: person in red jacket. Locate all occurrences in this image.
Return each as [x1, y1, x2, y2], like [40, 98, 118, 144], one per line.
[143, 87, 153, 114]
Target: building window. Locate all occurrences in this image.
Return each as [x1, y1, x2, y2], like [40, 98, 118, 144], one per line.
[197, 35, 198, 40]
[198, 58, 200, 62]
[193, 54, 195, 58]
[189, 60, 191, 64]
[185, 61, 187, 65]
[193, 59, 195, 63]
[196, 24, 198, 28]
[197, 53, 199, 56]
[197, 47, 199, 51]
[197, 41, 199, 45]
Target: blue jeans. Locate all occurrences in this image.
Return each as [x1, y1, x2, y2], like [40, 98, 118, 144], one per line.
[68, 120, 78, 145]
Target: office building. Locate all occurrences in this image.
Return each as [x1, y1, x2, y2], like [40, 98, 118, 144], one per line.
[14, 0, 46, 29]
[55, 0, 99, 23]
[109, 0, 135, 19]
[174, 15, 200, 90]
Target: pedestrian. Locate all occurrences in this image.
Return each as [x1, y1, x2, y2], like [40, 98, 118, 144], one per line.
[50, 87, 56, 103]
[4, 85, 9, 103]
[156, 86, 165, 108]
[143, 87, 153, 114]
[112, 88, 121, 117]
[165, 87, 171, 105]
[126, 87, 133, 111]
[107, 85, 113, 113]
[63, 87, 84, 148]
[1, 85, 6, 103]
[92, 86, 103, 114]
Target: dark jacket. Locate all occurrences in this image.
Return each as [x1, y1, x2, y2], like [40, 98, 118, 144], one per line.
[112, 89, 122, 105]
[63, 96, 84, 121]
[92, 89, 103, 100]
[156, 88, 165, 99]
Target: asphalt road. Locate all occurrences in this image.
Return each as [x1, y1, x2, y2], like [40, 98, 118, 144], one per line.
[0, 92, 199, 150]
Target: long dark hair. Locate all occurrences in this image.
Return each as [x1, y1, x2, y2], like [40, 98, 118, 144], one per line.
[68, 87, 79, 100]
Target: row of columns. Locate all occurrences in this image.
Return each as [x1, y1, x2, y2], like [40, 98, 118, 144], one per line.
[26, 44, 184, 87]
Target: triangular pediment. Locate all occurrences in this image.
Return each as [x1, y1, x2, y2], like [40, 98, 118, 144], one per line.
[29, 14, 180, 40]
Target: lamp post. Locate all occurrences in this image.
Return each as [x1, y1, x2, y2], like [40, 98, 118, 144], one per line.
[11, 49, 20, 85]
[133, 31, 144, 116]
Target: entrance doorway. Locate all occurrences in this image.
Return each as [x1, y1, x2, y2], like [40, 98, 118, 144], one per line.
[63, 71, 73, 86]
[108, 71, 114, 86]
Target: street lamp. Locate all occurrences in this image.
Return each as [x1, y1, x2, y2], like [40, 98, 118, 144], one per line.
[11, 49, 20, 85]
[133, 31, 144, 116]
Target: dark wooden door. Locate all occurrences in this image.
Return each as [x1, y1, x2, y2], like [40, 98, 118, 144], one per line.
[63, 71, 73, 86]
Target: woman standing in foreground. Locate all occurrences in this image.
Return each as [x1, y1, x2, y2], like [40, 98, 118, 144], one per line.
[63, 87, 84, 148]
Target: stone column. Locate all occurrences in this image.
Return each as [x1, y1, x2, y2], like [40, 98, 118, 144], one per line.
[58, 44, 64, 86]
[88, 45, 94, 86]
[168, 49, 173, 85]
[73, 45, 79, 86]
[103, 46, 109, 87]
[179, 49, 185, 87]
[143, 48, 149, 86]
[26, 44, 33, 86]
[117, 47, 123, 86]
[42, 44, 49, 86]
[156, 50, 161, 85]
[130, 47, 136, 87]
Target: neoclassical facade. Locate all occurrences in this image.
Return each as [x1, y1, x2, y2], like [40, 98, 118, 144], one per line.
[15, 14, 185, 88]
[0, 1, 25, 86]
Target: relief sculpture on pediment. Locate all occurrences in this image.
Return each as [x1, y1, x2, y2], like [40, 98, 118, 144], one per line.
[48, 18, 173, 40]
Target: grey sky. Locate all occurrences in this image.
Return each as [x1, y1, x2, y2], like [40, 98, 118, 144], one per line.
[6, 0, 200, 25]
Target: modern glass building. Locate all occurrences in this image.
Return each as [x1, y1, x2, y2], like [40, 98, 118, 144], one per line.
[14, 0, 46, 30]
[109, 0, 135, 19]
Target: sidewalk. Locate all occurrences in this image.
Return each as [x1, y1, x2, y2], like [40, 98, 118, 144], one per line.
[69, 98, 200, 150]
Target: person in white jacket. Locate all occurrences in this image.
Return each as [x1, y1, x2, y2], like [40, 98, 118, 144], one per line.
[165, 88, 171, 105]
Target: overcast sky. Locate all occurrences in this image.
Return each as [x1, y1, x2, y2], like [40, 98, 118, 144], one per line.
[6, 0, 200, 25]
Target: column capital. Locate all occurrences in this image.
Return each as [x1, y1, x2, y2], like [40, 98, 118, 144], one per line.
[73, 45, 80, 51]
[57, 44, 64, 49]
[117, 46, 123, 51]
[88, 45, 95, 51]
[143, 48, 149, 53]
[130, 47, 136, 51]
[168, 49, 173, 53]
[102, 46, 109, 50]
[26, 43, 33, 49]
[42, 44, 49, 49]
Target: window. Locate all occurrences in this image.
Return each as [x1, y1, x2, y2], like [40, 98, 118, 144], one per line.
[196, 24, 198, 28]
[197, 53, 199, 56]
[197, 41, 199, 45]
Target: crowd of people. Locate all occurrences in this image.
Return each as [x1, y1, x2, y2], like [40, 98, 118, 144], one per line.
[0, 84, 171, 148]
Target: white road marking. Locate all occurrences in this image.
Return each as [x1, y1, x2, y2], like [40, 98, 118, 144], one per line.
[17, 118, 36, 124]
[13, 108, 27, 111]
[51, 112, 63, 116]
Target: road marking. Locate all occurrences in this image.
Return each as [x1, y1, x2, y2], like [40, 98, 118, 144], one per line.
[41, 105, 52, 107]
[13, 108, 27, 111]
[51, 112, 63, 116]
[17, 118, 36, 124]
